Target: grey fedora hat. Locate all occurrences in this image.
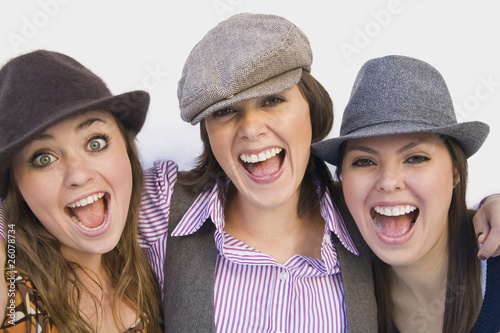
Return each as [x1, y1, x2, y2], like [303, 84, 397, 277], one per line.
[312, 55, 489, 166]
[178, 13, 313, 124]
[0, 50, 150, 196]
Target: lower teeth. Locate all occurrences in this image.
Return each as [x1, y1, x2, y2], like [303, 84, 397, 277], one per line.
[373, 216, 383, 232]
[71, 213, 107, 232]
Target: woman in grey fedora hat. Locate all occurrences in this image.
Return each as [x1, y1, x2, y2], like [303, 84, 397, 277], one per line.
[313, 55, 499, 332]
[0, 50, 161, 332]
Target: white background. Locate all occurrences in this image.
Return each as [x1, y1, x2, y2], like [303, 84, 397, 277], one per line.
[1, 0, 499, 205]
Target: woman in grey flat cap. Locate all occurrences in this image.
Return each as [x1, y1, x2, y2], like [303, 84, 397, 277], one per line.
[313, 55, 500, 332]
[0, 50, 161, 331]
[163, 13, 500, 333]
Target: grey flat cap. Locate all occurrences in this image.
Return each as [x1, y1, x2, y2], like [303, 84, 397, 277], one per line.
[178, 13, 313, 124]
[312, 55, 489, 166]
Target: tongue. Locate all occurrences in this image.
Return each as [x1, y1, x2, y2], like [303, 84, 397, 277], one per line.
[246, 155, 281, 177]
[377, 214, 412, 237]
[71, 198, 105, 229]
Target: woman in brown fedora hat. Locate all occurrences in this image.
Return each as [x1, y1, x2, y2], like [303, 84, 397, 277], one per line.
[0, 51, 161, 332]
[313, 55, 499, 332]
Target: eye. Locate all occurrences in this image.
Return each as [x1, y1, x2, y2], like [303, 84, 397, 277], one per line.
[87, 135, 109, 151]
[405, 155, 430, 164]
[263, 96, 285, 107]
[32, 153, 57, 167]
[211, 108, 236, 118]
[352, 158, 375, 167]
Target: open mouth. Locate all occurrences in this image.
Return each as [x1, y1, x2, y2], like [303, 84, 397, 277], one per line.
[239, 147, 285, 177]
[66, 192, 108, 232]
[371, 205, 419, 237]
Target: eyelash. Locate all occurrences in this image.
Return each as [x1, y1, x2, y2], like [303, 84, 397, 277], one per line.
[262, 96, 285, 107]
[351, 158, 375, 167]
[211, 96, 285, 118]
[28, 133, 111, 169]
[405, 155, 430, 164]
[351, 155, 430, 167]
[87, 133, 111, 152]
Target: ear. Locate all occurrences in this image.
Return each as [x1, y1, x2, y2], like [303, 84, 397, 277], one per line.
[452, 162, 460, 187]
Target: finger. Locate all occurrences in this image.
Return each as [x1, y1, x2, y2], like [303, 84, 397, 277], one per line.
[477, 225, 500, 260]
[472, 211, 490, 245]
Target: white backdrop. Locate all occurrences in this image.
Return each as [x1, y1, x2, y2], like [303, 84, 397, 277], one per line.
[1, 0, 499, 205]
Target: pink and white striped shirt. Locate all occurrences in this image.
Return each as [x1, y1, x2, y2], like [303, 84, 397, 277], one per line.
[1, 159, 358, 332]
[140, 160, 358, 332]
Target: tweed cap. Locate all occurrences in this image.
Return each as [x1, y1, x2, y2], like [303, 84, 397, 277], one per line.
[178, 13, 313, 124]
[312, 55, 489, 166]
[0, 50, 150, 197]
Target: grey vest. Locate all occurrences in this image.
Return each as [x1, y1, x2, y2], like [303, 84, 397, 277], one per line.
[163, 182, 377, 332]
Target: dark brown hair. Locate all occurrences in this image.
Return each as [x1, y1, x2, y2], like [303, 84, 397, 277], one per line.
[337, 135, 482, 332]
[178, 70, 334, 216]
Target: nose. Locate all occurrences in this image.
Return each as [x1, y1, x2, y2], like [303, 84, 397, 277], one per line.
[63, 155, 95, 188]
[238, 108, 267, 141]
[376, 164, 405, 193]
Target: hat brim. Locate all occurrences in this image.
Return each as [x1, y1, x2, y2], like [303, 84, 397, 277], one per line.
[189, 68, 303, 124]
[0, 90, 149, 197]
[312, 120, 489, 166]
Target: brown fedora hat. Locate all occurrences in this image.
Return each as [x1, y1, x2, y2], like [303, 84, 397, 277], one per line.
[0, 50, 150, 197]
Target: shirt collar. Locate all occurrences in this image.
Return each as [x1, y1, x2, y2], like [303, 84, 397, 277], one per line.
[171, 182, 223, 236]
[173, 181, 358, 257]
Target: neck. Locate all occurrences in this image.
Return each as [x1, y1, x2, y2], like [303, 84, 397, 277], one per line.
[224, 186, 325, 264]
[389, 233, 449, 333]
[62, 247, 104, 273]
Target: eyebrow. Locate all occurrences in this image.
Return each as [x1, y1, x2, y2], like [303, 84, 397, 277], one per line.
[76, 118, 105, 131]
[30, 118, 106, 142]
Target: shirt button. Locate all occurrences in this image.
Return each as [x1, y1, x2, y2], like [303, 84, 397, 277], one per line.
[279, 271, 288, 281]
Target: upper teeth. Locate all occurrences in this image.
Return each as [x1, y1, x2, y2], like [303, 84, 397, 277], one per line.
[240, 148, 283, 163]
[67, 192, 105, 209]
[374, 205, 417, 216]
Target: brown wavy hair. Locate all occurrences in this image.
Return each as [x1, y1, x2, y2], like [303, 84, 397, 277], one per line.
[178, 70, 334, 217]
[4, 112, 161, 332]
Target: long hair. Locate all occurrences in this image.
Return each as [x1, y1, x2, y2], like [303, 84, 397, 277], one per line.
[4, 113, 160, 332]
[338, 135, 482, 332]
[178, 70, 334, 216]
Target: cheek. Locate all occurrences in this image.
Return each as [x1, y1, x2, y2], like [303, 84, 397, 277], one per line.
[17, 173, 58, 223]
[414, 165, 454, 197]
[111, 148, 134, 198]
[341, 172, 367, 214]
[206, 125, 233, 171]
[205, 122, 224, 155]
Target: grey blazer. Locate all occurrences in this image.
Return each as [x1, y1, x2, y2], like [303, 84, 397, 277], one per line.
[163, 182, 377, 332]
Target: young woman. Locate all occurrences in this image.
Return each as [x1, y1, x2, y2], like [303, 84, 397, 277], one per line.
[313, 55, 499, 332]
[0, 51, 160, 332]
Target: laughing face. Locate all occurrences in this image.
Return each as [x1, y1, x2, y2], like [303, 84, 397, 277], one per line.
[12, 110, 133, 260]
[205, 85, 312, 210]
[340, 133, 459, 267]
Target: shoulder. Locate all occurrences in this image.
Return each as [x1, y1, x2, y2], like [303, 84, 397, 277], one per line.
[2, 270, 55, 330]
[145, 160, 178, 186]
[141, 160, 178, 207]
